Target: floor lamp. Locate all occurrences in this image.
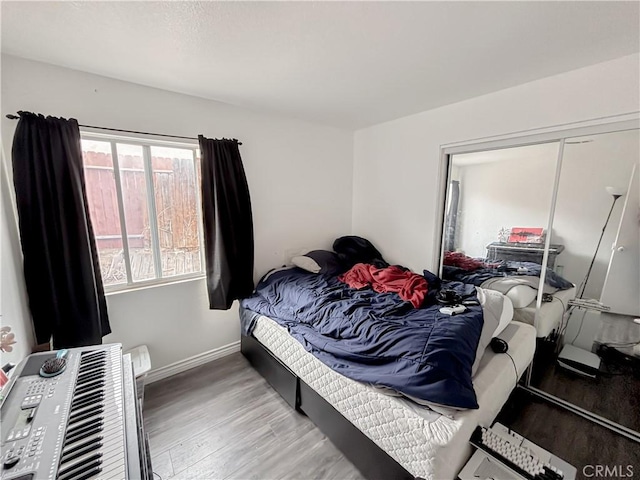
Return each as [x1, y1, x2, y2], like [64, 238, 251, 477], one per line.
[557, 186, 625, 377]
[576, 186, 625, 299]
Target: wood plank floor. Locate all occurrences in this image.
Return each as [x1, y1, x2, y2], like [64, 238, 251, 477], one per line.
[497, 389, 640, 480]
[530, 345, 640, 431]
[143, 352, 365, 480]
[144, 352, 640, 480]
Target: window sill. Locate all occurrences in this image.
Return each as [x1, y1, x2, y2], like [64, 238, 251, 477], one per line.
[104, 274, 206, 296]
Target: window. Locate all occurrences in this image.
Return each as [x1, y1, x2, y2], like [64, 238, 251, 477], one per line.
[81, 135, 204, 291]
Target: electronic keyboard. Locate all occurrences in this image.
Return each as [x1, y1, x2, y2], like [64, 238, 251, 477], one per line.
[469, 424, 576, 480]
[0, 344, 151, 480]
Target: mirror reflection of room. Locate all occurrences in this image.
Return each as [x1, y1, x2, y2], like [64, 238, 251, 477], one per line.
[532, 129, 640, 433]
[441, 129, 640, 436]
[442, 142, 573, 342]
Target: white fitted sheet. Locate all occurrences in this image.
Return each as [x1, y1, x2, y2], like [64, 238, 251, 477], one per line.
[512, 286, 576, 338]
[252, 314, 536, 480]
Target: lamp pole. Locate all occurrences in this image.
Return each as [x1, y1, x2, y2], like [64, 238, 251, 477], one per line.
[577, 194, 622, 299]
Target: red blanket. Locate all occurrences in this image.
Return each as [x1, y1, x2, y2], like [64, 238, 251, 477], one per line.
[338, 263, 428, 308]
[443, 251, 485, 271]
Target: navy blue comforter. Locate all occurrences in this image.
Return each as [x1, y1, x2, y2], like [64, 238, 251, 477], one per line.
[443, 261, 573, 290]
[240, 268, 484, 409]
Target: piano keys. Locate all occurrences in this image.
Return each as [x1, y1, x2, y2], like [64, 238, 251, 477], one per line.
[0, 344, 151, 480]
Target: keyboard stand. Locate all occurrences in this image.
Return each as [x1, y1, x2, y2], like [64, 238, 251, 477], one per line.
[458, 423, 577, 480]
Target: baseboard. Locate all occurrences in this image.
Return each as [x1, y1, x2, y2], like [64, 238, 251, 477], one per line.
[145, 340, 240, 384]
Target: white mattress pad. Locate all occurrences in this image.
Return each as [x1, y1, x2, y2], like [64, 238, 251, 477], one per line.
[252, 314, 536, 479]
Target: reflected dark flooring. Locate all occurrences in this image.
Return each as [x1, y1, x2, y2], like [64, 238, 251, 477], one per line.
[497, 388, 640, 480]
[529, 343, 640, 432]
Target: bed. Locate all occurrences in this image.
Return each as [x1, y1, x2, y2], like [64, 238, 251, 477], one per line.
[442, 253, 575, 338]
[239, 262, 536, 480]
[510, 285, 575, 338]
[478, 277, 576, 338]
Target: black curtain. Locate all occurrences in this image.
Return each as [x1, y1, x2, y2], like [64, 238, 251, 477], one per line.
[198, 136, 254, 309]
[11, 112, 110, 348]
[444, 180, 460, 252]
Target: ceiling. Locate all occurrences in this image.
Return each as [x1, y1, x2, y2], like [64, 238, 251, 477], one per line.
[2, 1, 639, 130]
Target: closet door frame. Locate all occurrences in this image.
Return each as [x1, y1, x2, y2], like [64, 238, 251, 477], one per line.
[435, 113, 640, 443]
[435, 113, 639, 274]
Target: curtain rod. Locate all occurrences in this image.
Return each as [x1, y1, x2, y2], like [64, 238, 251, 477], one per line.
[5, 113, 242, 145]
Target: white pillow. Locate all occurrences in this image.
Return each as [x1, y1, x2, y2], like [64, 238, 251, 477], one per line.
[471, 288, 513, 376]
[480, 277, 541, 309]
[493, 294, 514, 338]
[504, 285, 538, 309]
[291, 255, 321, 273]
[472, 288, 499, 376]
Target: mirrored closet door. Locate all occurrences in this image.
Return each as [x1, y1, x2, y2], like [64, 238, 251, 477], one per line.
[439, 123, 640, 441]
[441, 142, 560, 291]
[440, 141, 563, 344]
[529, 128, 640, 434]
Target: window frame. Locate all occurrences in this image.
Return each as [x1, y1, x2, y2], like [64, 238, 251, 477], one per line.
[80, 131, 206, 294]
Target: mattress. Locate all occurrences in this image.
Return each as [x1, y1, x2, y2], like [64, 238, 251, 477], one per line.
[512, 286, 576, 338]
[252, 314, 536, 480]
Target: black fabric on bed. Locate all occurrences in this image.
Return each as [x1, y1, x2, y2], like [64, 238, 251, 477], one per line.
[333, 235, 389, 269]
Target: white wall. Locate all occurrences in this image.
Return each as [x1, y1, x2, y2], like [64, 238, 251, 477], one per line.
[1, 55, 353, 370]
[600, 160, 639, 316]
[454, 145, 558, 258]
[353, 54, 640, 275]
[3, 53, 638, 372]
[1, 150, 35, 367]
[553, 129, 639, 300]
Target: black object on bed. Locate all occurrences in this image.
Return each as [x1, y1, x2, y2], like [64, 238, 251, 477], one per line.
[333, 235, 389, 269]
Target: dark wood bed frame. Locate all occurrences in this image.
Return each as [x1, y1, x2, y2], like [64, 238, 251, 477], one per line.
[241, 333, 419, 480]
